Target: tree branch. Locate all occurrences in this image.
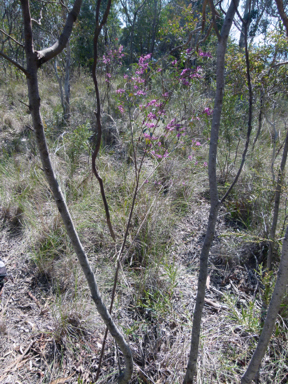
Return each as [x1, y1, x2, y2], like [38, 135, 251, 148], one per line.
[275, 0, 288, 36]
[0, 50, 29, 77]
[208, 0, 221, 39]
[36, 0, 82, 66]
[0, 28, 24, 47]
[220, 19, 253, 204]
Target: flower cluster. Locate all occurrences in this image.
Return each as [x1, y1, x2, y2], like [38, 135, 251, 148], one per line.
[198, 49, 212, 58]
[179, 66, 203, 86]
[203, 107, 213, 116]
[113, 52, 208, 167]
[102, 45, 125, 83]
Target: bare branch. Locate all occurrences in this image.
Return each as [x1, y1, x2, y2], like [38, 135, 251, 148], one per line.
[0, 50, 29, 77]
[0, 28, 24, 47]
[273, 61, 288, 67]
[208, 0, 221, 39]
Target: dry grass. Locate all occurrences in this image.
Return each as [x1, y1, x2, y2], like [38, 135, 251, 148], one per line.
[0, 69, 288, 383]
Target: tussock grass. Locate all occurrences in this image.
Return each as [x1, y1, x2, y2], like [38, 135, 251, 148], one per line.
[1, 68, 288, 383]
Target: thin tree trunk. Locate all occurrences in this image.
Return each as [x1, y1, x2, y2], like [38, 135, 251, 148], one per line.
[242, 225, 288, 383]
[19, 1, 133, 382]
[267, 128, 288, 269]
[183, 1, 239, 382]
[64, 40, 71, 121]
[275, 0, 288, 36]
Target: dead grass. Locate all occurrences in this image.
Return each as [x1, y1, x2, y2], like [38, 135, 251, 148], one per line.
[0, 69, 288, 384]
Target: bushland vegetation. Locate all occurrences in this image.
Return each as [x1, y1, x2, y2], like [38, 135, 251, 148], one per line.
[1, 0, 288, 383]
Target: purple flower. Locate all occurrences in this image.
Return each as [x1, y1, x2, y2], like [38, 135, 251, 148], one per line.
[181, 79, 190, 86]
[180, 69, 190, 77]
[124, 74, 129, 79]
[147, 99, 157, 106]
[171, 60, 177, 66]
[203, 107, 213, 116]
[116, 88, 125, 94]
[199, 49, 212, 58]
[188, 155, 192, 160]
[135, 90, 146, 96]
[195, 141, 201, 146]
[157, 68, 162, 72]
[147, 112, 157, 120]
[103, 55, 110, 64]
[162, 92, 169, 98]
[106, 73, 111, 78]
[186, 48, 193, 54]
[163, 151, 169, 158]
[118, 105, 124, 114]
[204, 162, 208, 167]
[155, 153, 162, 158]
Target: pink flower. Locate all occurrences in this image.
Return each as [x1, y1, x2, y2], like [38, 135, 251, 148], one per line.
[163, 151, 169, 158]
[196, 141, 201, 146]
[155, 153, 162, 158]
[188, 155, 192, 160]
[148, 112, 157, 120]
[203, 162, 208, 167]
[118, 105, 124, 114]
[171, 60, 177, 66]
[180, 69, 190, 77]
[106, 73, 111, 78]
[162, 92, 169, 98]
[144, 179, 148, 183]
[124, 74, 129, 79]
[203, 107, 213, 116]
[199, 49, 212, 58]
[116, 88, 125, 94]
[181, 79, 190, 86]
[135, 90, 146, 96]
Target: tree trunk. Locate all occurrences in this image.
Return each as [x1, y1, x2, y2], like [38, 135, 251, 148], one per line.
[19, 1, 133, 382]
[64, 40, 71, 121]
[183, 1, 239, 382]
[242, 226, 288, 383]
[267, 128, 288, 269]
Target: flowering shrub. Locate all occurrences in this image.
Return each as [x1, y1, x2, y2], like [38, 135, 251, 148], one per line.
[107, 50, 214, 168]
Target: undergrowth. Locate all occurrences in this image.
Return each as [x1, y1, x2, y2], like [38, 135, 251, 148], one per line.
[1, 68, 288, 383]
